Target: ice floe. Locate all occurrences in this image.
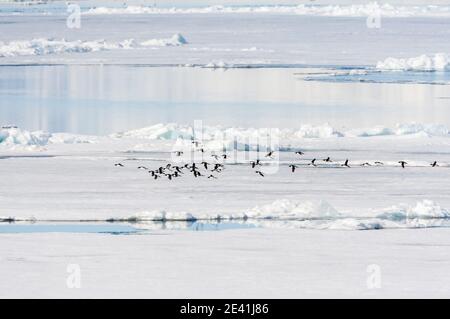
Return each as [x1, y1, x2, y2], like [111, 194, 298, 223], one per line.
[0, 126, 94, 148]
[376, 53, 450, 71]
[244, 199, 341, 220]
[3, 122, 449, 152]
[119, 200, 450, 231]
[0, 34, 187, 58]
[140, 33, 187, 47]
[377, 200, 450, 220]
[347, 123, 449, 137]
[113, 122, 449, 144]
[85, 4, 450, 18]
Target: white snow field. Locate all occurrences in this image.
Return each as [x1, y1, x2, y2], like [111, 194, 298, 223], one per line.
[1, 1, 450, 67]
[1, 124, 450, 228]
[1, 0, 450, 298]
[1, 228, 450, 298]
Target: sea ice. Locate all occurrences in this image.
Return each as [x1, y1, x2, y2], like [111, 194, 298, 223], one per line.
[376, 53, 450, 71]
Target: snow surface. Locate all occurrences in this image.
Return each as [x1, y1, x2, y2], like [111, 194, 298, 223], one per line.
[1, 124, 450, 231]
[1, 5, 450, 66]
[1, 1, 450, 298]
[1, 228, 450, 298]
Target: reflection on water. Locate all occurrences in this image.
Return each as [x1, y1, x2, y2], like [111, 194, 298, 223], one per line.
[304, 70, 450, 85]
[2, 218, 450, 233]
[0, 221, 256, 233]
[0, 65, 449, 135]
[0, 223, 139, 234]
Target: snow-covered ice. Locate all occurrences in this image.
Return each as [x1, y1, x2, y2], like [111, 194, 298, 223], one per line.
[377, 53, 450, 71]
[1, 0, 450, 298]
[83, 3, 450, 18]
[0, 34, 187, 58]
[1, 2, 450, 67]
[2, 228, 450, 298]
[1, 123, 450, 230]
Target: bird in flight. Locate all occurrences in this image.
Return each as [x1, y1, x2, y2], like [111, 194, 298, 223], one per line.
[308, 159, 317, 167]
[250, 160, 261, 168]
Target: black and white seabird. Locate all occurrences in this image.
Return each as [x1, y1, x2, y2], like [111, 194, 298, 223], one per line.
[398, 161, 407, 168]
[195, 171, 203, 177]
[308, 158, 317, 166]
[288, 164, 297, 172]
[114, 163, 124, 167]
[255, 171, 265, 177]
[342, 159, 350, 168]
[431, 161, 438, 167]
[174, 166, 183, 173]
[250, 160, 261, 168]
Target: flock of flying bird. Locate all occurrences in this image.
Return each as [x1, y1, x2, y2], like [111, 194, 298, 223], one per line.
[114, 146, 442, 180]
[115, 160, 225, 180]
